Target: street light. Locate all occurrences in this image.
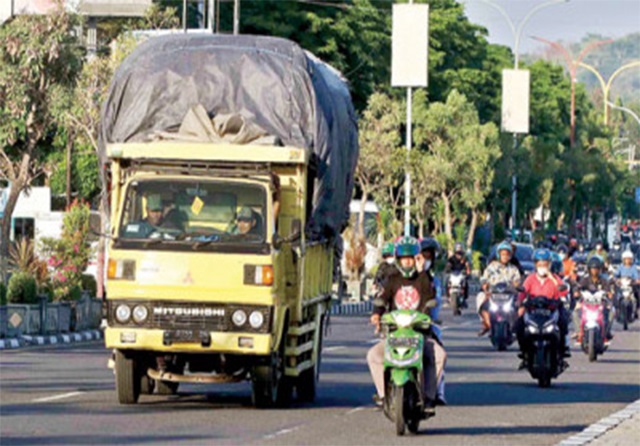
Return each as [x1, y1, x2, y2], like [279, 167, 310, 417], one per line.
[607, 101, 640, 171]
[531, 36, 612, 148]
[473, 0, 569, 239]
[578, 61, 640, 125]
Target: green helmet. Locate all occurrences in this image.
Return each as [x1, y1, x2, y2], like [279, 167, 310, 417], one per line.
[395, 236, 419, 278]
[382, 242, 395, 258]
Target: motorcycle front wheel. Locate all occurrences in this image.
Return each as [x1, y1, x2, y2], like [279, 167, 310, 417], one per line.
[588, 329, 597, 362]
[393, 385, 405, 436]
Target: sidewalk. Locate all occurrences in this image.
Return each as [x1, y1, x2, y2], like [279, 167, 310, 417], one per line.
[0, 329, 103, 350]
[589, 414, 640, 446]
[558, 399, 640, 445]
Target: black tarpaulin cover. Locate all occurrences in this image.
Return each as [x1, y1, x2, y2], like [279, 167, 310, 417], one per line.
[99, 33, 359, 241]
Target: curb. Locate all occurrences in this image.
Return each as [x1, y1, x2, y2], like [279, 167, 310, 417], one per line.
[330, 300, 372, 316]
[0, 330, 103, 350]
[557, 398, 640, 446]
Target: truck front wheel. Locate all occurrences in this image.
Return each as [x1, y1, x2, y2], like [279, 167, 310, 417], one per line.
[252, 336, 292, 408]
[115, 349, 140, 404]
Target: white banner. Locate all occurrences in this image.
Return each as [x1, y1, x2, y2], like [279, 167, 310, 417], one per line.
[501, 69, 530, 134]
[391, 4, 429, 87]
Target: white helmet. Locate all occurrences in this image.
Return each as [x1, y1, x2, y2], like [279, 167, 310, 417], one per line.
[622, 250, 634, 260]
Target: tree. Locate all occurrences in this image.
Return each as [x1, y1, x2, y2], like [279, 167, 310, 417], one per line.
[0, 6, 83, 281]
[355, 93, 404, 237]
[413, 90, 500, 252]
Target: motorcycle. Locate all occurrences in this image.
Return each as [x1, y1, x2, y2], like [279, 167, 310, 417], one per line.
[580, 290, 608, 362]
[448, 271, 467, 316]
[522, 296, 567, 387]
[380, 300, 437, 436]
[616, 278, 636, 331]
[488, 282, 517, 351]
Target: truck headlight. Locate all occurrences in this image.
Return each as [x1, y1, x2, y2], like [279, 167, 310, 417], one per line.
[115, 304, 131, 323]
[249, 311, 265, 329]
[132, 305, 148, 324]
[232, 309, 247, 327]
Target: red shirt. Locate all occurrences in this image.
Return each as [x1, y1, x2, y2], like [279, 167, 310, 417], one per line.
[518, 273, 560, 304]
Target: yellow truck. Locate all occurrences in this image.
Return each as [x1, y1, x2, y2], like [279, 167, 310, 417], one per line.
[100, 34, 358, 407]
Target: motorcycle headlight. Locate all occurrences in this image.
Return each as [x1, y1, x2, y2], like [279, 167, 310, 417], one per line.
[232, 309, 247, 327]
[527, 324, 539, 334]
[393, 313, 416, 328]
[249, 311, 264, 329]
[132, 305, 148, 324]
[489, 302, 499, 312]
[503, 301, 513, 312]
[115, 304, 131, 323]
[544, 324, 555, 333]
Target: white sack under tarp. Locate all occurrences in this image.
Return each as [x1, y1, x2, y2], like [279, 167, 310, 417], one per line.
[152, 105, 281, 146]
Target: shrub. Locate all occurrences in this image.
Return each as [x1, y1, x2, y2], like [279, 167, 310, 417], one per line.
[81, 274, 97, 297]
[0, 282, 7, 305]
[7, 272, 38, 304]
[41, 200, 93, 301]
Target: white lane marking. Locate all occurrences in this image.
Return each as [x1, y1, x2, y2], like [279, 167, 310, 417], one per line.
[367, 339, 380, 344]
[324, 346, 346, 352]
[461, 321, 474, 327]
[32, 391, 84, 403]
[441, 326, 449, 331]
[263, 426, 300, 440]
[346, 406, 368, 415]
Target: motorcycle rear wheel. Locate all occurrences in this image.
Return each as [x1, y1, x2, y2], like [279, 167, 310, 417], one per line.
[451, 293, 460, 316]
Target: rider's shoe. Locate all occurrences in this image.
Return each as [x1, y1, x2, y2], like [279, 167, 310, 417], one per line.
[477, 327, 490, 337]
[517, 360, 527, 370]
[372, 394, 383, 409]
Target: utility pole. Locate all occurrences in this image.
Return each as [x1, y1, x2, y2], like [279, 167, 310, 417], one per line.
[183, 0, 187, 33]
[234, 0, 240, 35]
[208, 0, 215, 32]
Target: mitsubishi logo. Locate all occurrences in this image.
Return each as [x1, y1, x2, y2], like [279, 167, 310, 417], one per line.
[183, 271, 194, 285]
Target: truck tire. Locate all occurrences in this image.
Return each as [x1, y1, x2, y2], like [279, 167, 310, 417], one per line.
[115, 349, 140, 404]
[156, 380, 179, 395]
[252, 330, 292, 408]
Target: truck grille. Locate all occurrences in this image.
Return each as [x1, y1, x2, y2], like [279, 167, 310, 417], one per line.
[108, 300, 271, 333]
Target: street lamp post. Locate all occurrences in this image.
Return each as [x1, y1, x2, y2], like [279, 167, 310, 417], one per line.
[531, 37, 612, 148]
[578, 61, 640, 125]
[607, 101, 640, 171]
[475, 0, 569, 239]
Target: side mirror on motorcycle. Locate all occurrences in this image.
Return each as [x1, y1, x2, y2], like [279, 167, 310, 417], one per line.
[516, 286, 525, 293]
[557, 284, 568, 293]
[425, 299, 438, 309]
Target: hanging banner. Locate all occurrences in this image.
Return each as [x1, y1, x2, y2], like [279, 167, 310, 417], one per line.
[391, 4, 429, 87]
[501, 69, 530, 134]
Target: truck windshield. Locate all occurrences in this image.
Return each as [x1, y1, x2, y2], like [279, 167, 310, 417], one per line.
[118, 179, 267, 247]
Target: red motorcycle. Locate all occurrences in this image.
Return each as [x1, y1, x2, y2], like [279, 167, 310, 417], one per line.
[579, 290, 608, 362]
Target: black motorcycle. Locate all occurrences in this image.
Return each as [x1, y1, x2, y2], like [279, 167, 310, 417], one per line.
[488, 282, 517, 351]
[521, 296, 567, 387]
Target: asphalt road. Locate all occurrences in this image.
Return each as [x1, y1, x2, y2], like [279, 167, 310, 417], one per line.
[1, 300, 639, 446]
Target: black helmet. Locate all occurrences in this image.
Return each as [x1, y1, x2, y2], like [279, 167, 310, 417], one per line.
[419, 237, 440, 257]
[587, 256, 604, 270]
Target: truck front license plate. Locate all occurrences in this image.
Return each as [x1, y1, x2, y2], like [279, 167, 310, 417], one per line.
[165, 330, 206, 343]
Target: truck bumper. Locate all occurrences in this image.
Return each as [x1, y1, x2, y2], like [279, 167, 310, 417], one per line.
[105, 327, 272, 355]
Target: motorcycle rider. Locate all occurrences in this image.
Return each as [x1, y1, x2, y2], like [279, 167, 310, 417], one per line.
[374, 241, 397, 291]
[614, 250, 640, 318]
[367, 236, 446, 415]
[445, 242, 471, 308]
[477, 242, 522, 336]
[589, 241, 609, 266]
[573, 256, 615, 344]
[516, 249, 571, 369]
[416, 237, 447, 405]
[558, 244, 577, 282]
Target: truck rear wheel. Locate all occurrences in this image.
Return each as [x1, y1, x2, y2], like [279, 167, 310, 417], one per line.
[115, 350, 140, 405]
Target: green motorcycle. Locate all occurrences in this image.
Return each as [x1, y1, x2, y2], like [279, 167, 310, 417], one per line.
[381, 301, 437, 436]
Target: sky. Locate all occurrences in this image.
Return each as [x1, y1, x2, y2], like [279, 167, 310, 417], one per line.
[461, 0, 640, 54]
